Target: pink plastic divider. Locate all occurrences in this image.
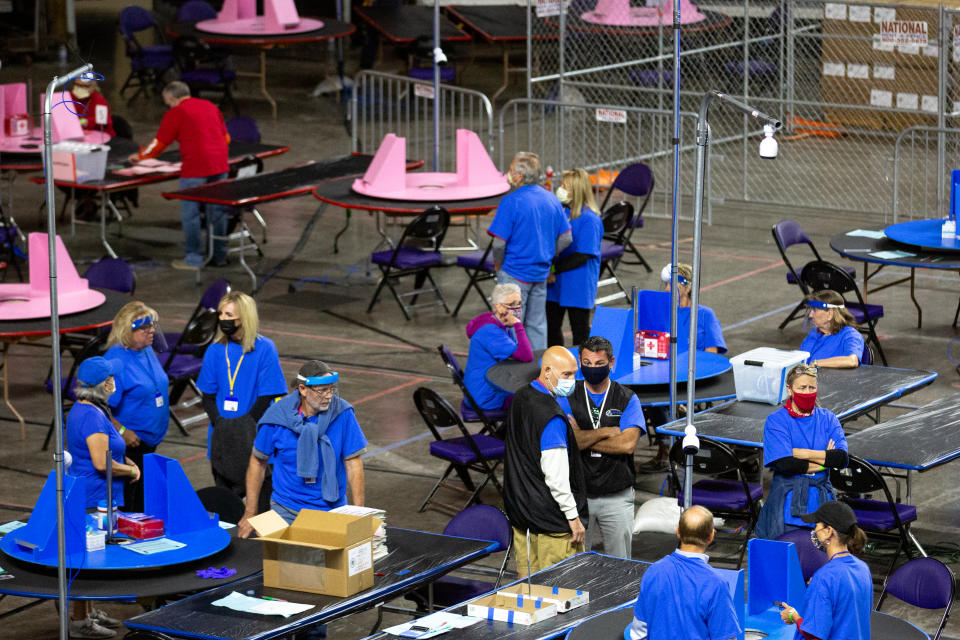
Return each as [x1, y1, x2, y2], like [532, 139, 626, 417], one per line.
[352, 129, 510, 202]
[196, 0, 323, 35]
[0, 233, 106, 320]
[42, 93, 85, 143]
[580, 0, 705, 26]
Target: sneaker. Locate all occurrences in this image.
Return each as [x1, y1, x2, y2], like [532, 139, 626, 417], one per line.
[69, 618, 116, 639]
[171, 259, 199, 271]
[88, 608, 121, 630]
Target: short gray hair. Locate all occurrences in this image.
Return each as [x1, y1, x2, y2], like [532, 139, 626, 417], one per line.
[511, 152, 542, 185]
[163, 81, 191, 99]
[74, 379, 113, 405]
[491, 282, 521, 305]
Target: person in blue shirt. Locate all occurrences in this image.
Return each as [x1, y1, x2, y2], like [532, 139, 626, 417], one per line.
[238, 360, 368, 537]
[198, 292, 287, 512]
[546, 169, 604, 348]
[556, 336, 644, 559]
[104, 301, 170, 513]
[756, 364, 849, 540]
[778, 501, 872, 640]
[624, 505, 742, 640]
[489, 151, 572, 351]
[800, 290, 864, 369]
[66, 359, 137, 640]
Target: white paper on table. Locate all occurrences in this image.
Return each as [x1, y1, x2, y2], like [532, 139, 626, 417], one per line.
[848, 5, 870, 22]
[846, 229, 886, 239]
[921, 95, 939, 113]
[384, 612, 482, 638]
[0, 521, 27, 534]
[870, 89, 893, 107]
[873, 64, 894, 80]
[123, 538, 186, 555]
[897, 93, 919, 110]
[211, 592, 315, 618]
[218, 521, 237, 529]
[870, 250, 916, 260]
[824, 3, 846, 19]
[846, 64, 869, 79]
[822, 62, 845, 77]
[874, 7, 895, 22]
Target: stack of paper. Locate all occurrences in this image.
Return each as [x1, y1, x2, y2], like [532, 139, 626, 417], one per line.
[330, 505, 388, 559]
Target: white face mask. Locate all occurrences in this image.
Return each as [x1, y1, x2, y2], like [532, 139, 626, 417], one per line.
[555, 186, 571, 204]
[552, 374, 576, 397]
[72, 85, 92, 99]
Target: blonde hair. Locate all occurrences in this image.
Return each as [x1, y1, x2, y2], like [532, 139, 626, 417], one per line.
[807, 289, 857, 333]
[786, 363, 819, 387]
[562, 169, 600, 220]
[215, 291, 259, 353]
[107, 301, 159, 349]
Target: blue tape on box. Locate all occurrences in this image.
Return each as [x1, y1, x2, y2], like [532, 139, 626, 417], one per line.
[507, 610, 514, 624]
[577, 589, 583, 595]
[552, 586, 559, 595]
[487, 607, 494, 621]
[516, 594, 523, 607]
[535, 598, 542, 609]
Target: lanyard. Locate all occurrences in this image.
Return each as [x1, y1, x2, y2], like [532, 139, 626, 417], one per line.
[582, 383, 610, 430]
[829, 550, 851, 561]
[225, 345, 246, 396]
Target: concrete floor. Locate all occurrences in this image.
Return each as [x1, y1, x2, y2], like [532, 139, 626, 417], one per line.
[1, 2, 960, 638]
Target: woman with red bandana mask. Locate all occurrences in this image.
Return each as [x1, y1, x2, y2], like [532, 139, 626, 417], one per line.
[755, 364, 849, 540]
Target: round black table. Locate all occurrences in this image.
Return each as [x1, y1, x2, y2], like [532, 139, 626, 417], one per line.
[312, 177, 509, 215]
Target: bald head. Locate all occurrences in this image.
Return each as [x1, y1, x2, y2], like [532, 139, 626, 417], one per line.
[677, 506, 715, 551]
[538, 346, 578, 394]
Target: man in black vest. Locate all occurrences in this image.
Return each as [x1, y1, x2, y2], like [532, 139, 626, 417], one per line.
[557, 336, 644, 559]
[504, 346, 588, 576]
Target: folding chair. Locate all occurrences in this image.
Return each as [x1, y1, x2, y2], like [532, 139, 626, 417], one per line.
[163, 308, 220, 435]
[413, 387, 505, 515]
[84, 258, 136, 295]
[405, 505, 512, 611]
[595, 202, 634, 306]
[156, 278, 229, 362]
[44, 334, 107, 451]
[436, 344, 507, 436]
[876, 557, 955, 640]
[196, 486, 246, 525]
[368, 207, 450, 320]
[225, 116, 261, 143]
[800, 260, 887, 365]
[173, 36, 236, 110]
[771, 220, 856, 329]
[599, 163, 654, 272]
[775, 528, 827, 583]
[830, 454, 918, 581]
[118, 6, 175, 103]
[668, 436, 762, 568]
[451, 238, 495, 317]
[177, 0, 218, 21]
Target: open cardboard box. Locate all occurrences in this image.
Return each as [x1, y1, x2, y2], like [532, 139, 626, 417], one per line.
[496, 584, 589, 612]
[248, 509, 380, 597]
[466, 592, 558, 625]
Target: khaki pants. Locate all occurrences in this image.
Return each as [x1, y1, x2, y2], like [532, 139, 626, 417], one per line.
[512, 527, 584, 577]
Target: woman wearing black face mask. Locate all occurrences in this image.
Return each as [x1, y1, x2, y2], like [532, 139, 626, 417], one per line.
[755, 364, 849, 540]
[197, 292, 287, 511]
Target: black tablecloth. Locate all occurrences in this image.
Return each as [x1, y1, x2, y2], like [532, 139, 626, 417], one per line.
[125, 528, 495, 640]
[830, 231, 960, 269]
[313, 177, 506, 214]
[168, 19, 356, 46]
[447, 6, 556, 41]
[0, 289, 130, 338]
[354, 6, 469, 43]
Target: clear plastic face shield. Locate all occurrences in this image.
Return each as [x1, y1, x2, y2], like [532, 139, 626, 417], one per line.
[803, 299, 844, 333]
[131, 314, 167, 351]
[297, 372, 340, 412]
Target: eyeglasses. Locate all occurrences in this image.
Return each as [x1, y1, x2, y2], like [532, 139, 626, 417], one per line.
[500, 303, 523, 311]
[134, 322, 156, 332]
[305, 385, 335, 398]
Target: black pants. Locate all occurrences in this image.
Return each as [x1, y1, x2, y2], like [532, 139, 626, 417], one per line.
[546, 301, 591, 347]
[212, 466, 272, 514]
[124, 440, 157, 513]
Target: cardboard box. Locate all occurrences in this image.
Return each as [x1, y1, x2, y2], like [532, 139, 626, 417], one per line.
[249, 509, 378, 597]
[496, 584, 590, 612]
[466, 592, 558, 625]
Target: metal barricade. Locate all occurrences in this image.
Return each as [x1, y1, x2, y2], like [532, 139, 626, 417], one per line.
[892, 126, 960, 223]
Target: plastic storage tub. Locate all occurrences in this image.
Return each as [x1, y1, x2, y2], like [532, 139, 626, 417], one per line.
[51, 142, 109, 183]
[730, 347, 810, 404]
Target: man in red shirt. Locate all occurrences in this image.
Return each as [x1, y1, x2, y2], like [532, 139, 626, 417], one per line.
[68, 77, 116, 137]
[128, 81, 230, 270]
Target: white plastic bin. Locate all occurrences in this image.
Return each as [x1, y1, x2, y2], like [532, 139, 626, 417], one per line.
[730, 347, 810, 404]
[51, 142, 109, 184]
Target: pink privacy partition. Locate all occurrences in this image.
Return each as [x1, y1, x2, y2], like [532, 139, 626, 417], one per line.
[195, 0, 324, 35]
[352, 129, 510, 201]
[581, 0, 705, 26]
[0, 233, 106, 320]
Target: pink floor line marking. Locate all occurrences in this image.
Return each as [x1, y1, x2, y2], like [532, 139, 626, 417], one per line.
[278, 359, 420, 380]
[701, 261, 784, 291]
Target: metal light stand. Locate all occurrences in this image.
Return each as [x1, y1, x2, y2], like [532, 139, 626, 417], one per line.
[680, 90, 780, 509]
[432, 0, 443, 171]
[43, 62, 93, 640]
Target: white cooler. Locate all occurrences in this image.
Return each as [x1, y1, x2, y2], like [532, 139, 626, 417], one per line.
[730, 347, 810, 404]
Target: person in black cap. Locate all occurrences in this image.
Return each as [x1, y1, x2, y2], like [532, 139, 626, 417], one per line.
[778, 501, 871, 640]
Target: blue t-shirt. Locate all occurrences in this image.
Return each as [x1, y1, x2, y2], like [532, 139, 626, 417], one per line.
[66, 403, 127, 509]
[630, 552, 742, 640]
[557, 389, 646, 435]
[465, 322, 519, 410]
[801, 326, 864, 364]
[106, 345, 170, 447]
[488, 185, 571, 283]
[253, 408, 368, 513]
[797, 555, 872, 640]
[531, 379, 569, 450]
[764, 407, 847, 526]
[547, 207, 603, 308]
[634, 290, 727, 354]
[197, 336, 288, 452]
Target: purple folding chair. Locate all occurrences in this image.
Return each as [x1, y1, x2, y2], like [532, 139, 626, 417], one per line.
[599, 163, 654, 272]
[174, 36, 236, 110]
[452, 238, 495, 316]
[83, 258, 136, 295]
[775, 528, 827, 583]
[177, 0, 218, 21]
[368, 207, 450, 320]
[118, 6, 175, 103]
[876, 557, 955, 640]
[668, 436, 762, 568]
[226, 116, 261, 144]
[413, 387, 504, 515]
[405, 504, 512, 611]
[437, 344, 507, 436]
[163, 308, 220, 436]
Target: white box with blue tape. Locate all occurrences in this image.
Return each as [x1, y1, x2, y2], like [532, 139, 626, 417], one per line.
[496, 584, 589, 613]
[465, 585, 589, 625]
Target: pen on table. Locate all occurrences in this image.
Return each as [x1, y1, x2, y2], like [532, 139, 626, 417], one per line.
[261, 596, 287, 602]
[845, 249, 871, 253]
[929, 257, 943, 263]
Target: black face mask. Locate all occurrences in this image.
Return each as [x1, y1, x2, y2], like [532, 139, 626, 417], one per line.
[581, 364, 610, 386]
[219, 319, 239, 336]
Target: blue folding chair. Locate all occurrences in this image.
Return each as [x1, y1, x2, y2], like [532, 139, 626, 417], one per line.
[118, 6, 175, 103]
[437, 344, 507, 436]
[84, 258, 136, 295]
[876, 557, 955, 640]
[177, 0, 218, 21]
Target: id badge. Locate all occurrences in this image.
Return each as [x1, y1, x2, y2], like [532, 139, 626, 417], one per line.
[155, 392, 164, 408]
[223, 397, 239, 412]
[590, 451, 602, 458]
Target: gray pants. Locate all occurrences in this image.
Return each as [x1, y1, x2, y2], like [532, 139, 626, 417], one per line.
[586, 487, 635, 559]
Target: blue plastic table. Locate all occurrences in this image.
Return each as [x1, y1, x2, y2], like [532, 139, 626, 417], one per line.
[884, 219, 960, 252]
